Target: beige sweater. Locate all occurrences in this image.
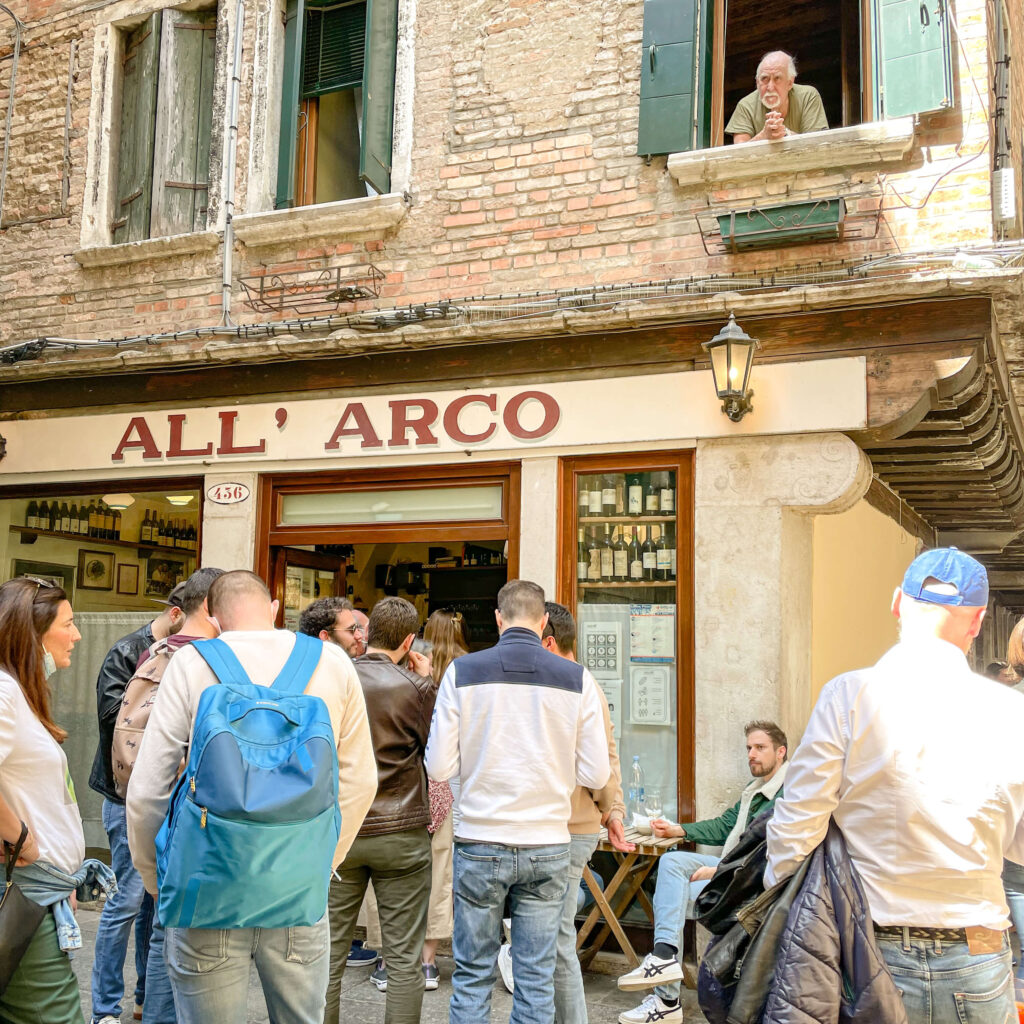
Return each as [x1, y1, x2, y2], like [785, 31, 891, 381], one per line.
[126, 629, 377, 895]
[569, 674, 625, 834]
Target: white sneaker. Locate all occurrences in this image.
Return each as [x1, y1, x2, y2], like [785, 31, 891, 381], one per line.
[618, 993, 683, 1023]
[502, 916, 512, 942]
[94, 1017, 120, 1024]
[617, 952, 683, 991]
[497, 942, 514, 993]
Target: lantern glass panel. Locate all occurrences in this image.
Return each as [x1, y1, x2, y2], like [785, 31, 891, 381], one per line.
[708, 343, 731, 398]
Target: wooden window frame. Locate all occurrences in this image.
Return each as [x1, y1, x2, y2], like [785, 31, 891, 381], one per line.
[557, 450, 695, 822]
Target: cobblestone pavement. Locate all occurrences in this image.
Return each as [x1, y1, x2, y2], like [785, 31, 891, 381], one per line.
[72, 902, 703, 1023]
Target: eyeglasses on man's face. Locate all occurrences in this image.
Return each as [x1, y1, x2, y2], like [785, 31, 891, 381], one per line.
[332, 624, 365, 636]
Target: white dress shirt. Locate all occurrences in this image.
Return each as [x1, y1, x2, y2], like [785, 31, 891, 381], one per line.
[766, 637, 1024, 929]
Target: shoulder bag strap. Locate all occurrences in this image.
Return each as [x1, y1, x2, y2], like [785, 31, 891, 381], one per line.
[270, 633, 323, 696]
[3, 823, 28, 885]
[192, 638, 253, 688]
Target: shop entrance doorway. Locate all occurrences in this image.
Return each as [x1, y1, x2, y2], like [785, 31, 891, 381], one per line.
[260, 464, 520, 647]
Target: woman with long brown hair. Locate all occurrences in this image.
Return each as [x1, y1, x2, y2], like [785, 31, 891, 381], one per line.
[418, 609, 470, 987]
[0, 577, 85, 1023]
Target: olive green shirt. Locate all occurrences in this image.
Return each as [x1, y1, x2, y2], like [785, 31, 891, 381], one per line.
[725, 83, 828, 139]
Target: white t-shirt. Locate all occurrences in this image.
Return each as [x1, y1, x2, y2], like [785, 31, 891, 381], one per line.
[0, 670, 85, 873]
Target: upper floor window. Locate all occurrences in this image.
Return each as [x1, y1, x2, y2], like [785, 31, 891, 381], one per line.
[637, 0, 955, 157]
[275, 0, 398, 208]
[113, 7, 217, 242]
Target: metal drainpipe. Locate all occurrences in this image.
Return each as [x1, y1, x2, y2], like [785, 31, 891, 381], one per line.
[0, 3, 24, 231]
[221, 0, 244, 326]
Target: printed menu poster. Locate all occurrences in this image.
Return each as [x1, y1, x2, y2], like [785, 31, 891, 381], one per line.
[629, 664, 672, 726]
[629, 605, 675, 662]
[579, 620, 622, 679]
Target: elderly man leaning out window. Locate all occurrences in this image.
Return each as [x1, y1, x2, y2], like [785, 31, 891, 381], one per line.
[726, 50, 828, 143]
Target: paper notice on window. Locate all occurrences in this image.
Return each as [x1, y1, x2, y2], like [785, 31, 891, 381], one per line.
[629, 664, 672, 726]
[595, 677, 622, 737]
[579, 621, 622, 679]
[629, 605, 675, 662]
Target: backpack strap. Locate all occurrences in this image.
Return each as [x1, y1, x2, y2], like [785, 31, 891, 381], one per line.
[270, 633, 323, 696]
[192, 638, 252, 688]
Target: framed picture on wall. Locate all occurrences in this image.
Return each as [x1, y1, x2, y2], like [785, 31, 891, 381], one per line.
[78, 550, 115, 591]
[144, 556, 188, 598]
[117, 563, 139, 596]
[11, 559, 75, 598]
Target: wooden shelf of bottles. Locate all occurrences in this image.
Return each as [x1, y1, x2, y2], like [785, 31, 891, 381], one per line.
[9, 525, 194, 558]
[578, 580, 675, 589]
[579, 516, 675, 525]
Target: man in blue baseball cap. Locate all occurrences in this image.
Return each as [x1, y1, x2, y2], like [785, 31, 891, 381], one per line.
[765, 548, 1024, 1024]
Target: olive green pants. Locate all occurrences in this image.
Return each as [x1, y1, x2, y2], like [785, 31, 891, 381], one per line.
[0, 910, 84, 1024]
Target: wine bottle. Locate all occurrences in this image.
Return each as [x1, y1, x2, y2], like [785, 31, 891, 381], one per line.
[601, 475, 616, 517]
[25, 500, 38, 530]
[656, 525, 672, 582]
[158, 517, 167, 544]
[577, 528, 588, 582]
[615, 476, 626, 515]
[139, 509, 150, 543]
[578, 480, 590, 517]
[644, 476, 660, 516]
[587, 528, 601, 582]
[588, 478, 602, 519]
[628, 526, 643, 580]
[613, 525, 629, 581]
[642, 525, 657, 582]
[78, 503, 88, 535]
[665, 522, 677, 580]
[190, 522, 198, 551]
[60, 502, 71, 534]
[627, 474, 643, 516]
[69, 503, 80, 534]
[102, 503, 114, 541]
[113, 509, 122, 541]
[48, 501, 59, 532]
[600, 523, 615, 580]
[660, 473, 675, 515]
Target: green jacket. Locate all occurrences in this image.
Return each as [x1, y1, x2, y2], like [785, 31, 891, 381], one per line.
[681, 775, 785, 847]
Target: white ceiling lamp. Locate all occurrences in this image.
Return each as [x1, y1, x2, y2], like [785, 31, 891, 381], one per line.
[165, 495, 194, 507]
[102, 493, 135, 510]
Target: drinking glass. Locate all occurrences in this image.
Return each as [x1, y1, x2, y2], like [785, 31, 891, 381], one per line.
[644, 788, 663, 821]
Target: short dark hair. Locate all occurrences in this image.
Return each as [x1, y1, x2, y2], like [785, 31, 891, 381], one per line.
[178, 567, 225, 615]
[497, 579, 545, 623]
[745, 720, 788, 757]
[298, 596, 354, 637]
[366, 596, 419, 652]
[542, 601, 576, 655]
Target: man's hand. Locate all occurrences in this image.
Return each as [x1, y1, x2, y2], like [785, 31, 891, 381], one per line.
[690, 865, 716, 882]
[605, 817, 635, 853]
[650, 818, 685, 840]
[406, 650, 432, 678]
[764, 110, 786, 140]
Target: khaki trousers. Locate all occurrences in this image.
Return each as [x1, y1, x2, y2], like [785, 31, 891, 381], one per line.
[425, 810, 454, 942]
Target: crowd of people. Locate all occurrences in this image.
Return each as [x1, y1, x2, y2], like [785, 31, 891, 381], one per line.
[1, 547, 1024, 1024]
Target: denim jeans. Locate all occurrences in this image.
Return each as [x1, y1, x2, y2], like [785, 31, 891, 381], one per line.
[91, 798, 149, 1022]
[164, 914, 329, 1024]
[651, 849, 718, 1002]
[553, 833, 598, 1024]
[876, 931, 1015, 1024]
[1003, 859, 1024, 996]
[143, 919, 177, 1024]
[451, 840, 571, 1024]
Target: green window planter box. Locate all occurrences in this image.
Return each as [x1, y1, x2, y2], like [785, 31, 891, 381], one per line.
[717, 198, 846, 252]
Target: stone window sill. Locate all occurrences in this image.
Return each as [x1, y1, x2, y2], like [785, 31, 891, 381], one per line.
[666, 118, 916, 189]
[232, 192, 409, 248]
[74, 230, 221, 268]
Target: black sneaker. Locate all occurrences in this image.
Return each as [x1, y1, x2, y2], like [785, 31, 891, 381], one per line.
[347, 941, 379, 966]
[422, 962, 440, 990]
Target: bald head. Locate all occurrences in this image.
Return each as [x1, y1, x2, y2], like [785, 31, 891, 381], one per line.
[756, 50, 797, 81]
[207, 570, 277, 632]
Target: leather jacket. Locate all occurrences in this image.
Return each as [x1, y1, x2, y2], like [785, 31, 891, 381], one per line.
[87, 622, 154, 802]
[353, 652, 436, 836]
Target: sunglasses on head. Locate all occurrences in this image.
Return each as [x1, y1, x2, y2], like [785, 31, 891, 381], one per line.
[23, 576, 56, 590]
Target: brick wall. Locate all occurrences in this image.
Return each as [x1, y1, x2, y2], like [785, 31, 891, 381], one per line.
[0, 0, 1003, 348]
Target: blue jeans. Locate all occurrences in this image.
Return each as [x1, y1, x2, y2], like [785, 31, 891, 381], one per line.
[1003, 859, 1024, 995]
[651, 849, 718, 1002]
[91, 799, 149, 1022]
[877, 931, 1015, 1024]
[451, 841, 571, 1024]
[164, 914, 329, 1024]
[143, 919, 177, 1024]
[554, 833, 599, 1024]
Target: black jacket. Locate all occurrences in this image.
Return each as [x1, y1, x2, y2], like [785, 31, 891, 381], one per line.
[87, 622, 154, 802]
[353, 652, 436, 836]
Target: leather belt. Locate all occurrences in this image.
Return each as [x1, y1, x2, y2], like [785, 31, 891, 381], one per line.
[873, 925, 967, 942]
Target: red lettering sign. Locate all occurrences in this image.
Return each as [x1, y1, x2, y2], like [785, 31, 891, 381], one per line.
[389, 399, 440, 447]
[324, 403, 384, 450]
[443, 395, 499, 444]
[111, 417, 162, 462]
[216, 411, 267, 456]
[503, 391, 561, 440]
[167, 414, 214, 458]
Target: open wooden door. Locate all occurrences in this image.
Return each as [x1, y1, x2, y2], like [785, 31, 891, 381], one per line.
[270, 547, 346, 629]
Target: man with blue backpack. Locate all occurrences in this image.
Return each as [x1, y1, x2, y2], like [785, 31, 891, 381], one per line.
[126, 570, 377, 1024]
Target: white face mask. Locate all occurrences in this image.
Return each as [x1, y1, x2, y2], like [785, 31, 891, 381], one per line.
[42, 647, 57, 680]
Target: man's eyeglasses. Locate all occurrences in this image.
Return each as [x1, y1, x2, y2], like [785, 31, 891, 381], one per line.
[333, 625, 365, 636]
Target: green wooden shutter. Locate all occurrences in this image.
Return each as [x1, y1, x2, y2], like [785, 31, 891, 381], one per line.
[872, 0, 954, 118]
[275, 0, 306, 209]
[302, 2, 366, 97]
[637, 0, 708, 157]
[113, 13, 161, 242]
[150, 9, 217, 237]
[359, 0, 398, 195]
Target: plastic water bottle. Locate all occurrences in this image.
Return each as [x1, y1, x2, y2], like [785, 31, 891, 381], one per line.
[628, 755, 646, 819]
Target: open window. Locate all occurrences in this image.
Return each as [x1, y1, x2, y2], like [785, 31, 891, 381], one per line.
[637, 0, 954, 156]
[275, 0, 398, 209]
[112, 8, 216, 242]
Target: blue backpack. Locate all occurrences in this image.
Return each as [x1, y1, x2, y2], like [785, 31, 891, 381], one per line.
[155, 632, 341, 929]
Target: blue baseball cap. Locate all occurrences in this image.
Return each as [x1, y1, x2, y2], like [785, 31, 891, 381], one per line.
[901, 547, 988, 607]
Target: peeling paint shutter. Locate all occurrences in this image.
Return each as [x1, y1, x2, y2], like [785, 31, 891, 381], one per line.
[302, 2, 366, 97]
[872, 0, 954, 118]
[359, 0, 398, 196]
[637, 0, 708, 157]
[275, 0, 306, 209]
[150, 9, 217, 237]
[113, 13, 161, 243]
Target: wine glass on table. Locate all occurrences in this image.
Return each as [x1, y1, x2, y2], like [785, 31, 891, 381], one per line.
[644, 788, 663, 824]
